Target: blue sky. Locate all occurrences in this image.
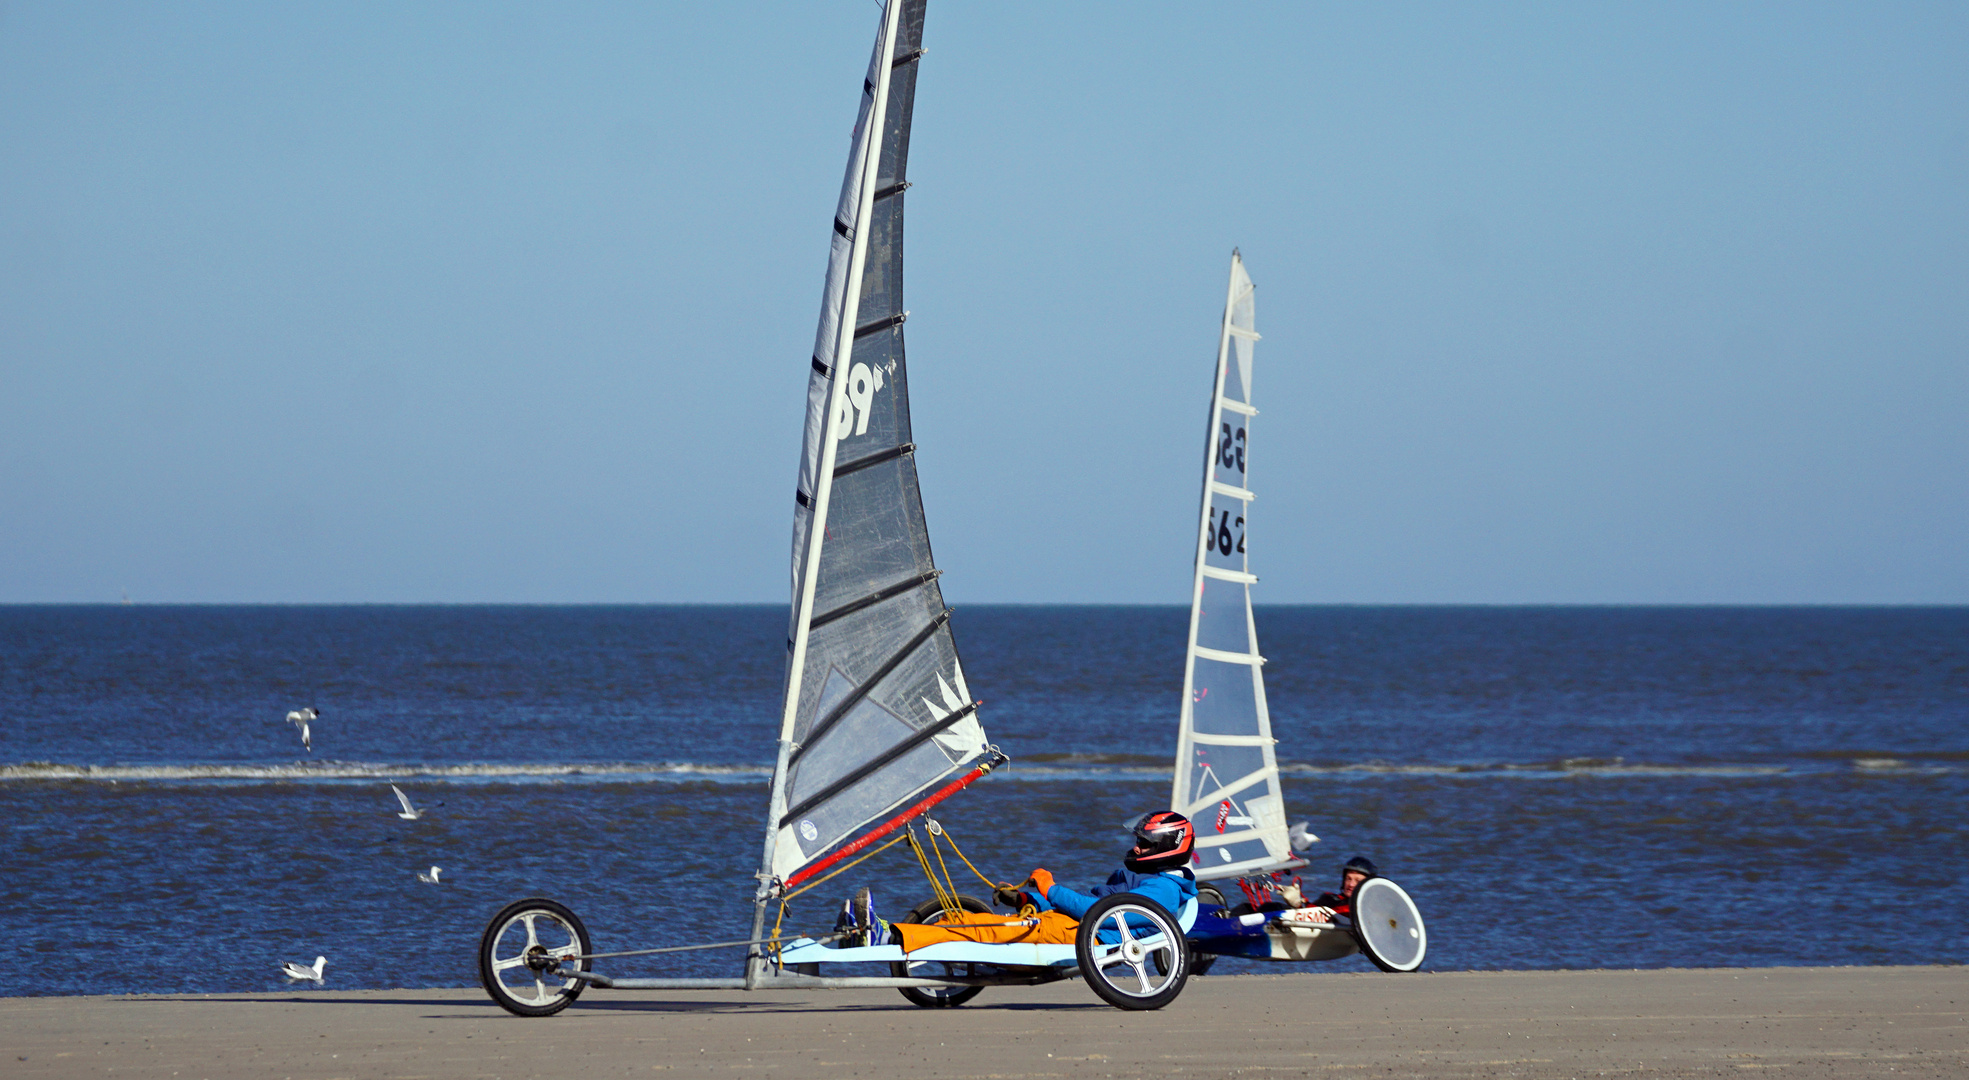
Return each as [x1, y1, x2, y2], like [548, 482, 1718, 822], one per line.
[2, 2, 1964, 604]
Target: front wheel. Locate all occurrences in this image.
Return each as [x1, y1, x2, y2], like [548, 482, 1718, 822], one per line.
[890, 895, 993, 1008]
[1075, 893, 1187, 1010]
[479, 898, 593, 1017]
[1350, 877, 1426, 972]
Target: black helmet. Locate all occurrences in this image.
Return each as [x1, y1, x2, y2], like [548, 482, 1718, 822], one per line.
[1342, 855, 1379, 877]
[1125, 811, 1195, 871]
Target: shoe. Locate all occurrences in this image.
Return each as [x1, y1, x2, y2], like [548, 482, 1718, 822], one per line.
[834, 888, 889, 947]
[852, 887, 891, 946]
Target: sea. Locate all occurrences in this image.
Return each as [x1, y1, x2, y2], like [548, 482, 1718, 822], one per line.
[2, 605, 1965, 998]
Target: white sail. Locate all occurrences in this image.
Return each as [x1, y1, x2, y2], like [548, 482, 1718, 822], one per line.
[757, 0, 985, 890]
[1171, 251, 1302, 883]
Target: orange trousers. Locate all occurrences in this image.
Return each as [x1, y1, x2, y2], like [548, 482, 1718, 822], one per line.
[891, 910, 1079, 952]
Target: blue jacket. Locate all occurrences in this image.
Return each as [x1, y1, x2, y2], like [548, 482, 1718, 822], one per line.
[1039, 865, 1198, 921]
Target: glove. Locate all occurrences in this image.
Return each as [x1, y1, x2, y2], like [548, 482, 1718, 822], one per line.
[992, 883, 1027, 908]
[1029, 868, 1055, 898]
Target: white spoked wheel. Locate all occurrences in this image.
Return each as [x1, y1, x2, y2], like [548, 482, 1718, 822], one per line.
[1074, 893, 1188, 1010]
[478, 898, 593, 1017]
[1350, 877, 1426, 973]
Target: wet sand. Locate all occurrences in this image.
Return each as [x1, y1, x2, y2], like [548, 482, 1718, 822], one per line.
[2, 966, 1961, 1079]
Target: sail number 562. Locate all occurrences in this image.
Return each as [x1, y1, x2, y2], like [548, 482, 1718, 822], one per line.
[1208, 509, 1245, 556]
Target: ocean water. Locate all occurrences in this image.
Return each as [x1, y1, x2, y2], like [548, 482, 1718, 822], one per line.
[2, 604, 1965, 998]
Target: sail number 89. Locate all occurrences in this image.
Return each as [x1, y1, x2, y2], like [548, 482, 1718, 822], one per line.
[1207, 509, 1245, 556]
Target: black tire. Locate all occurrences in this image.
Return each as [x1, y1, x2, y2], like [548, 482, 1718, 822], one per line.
[1349, 877, 1426, 973]
[890, 895, 993, 1008]
[478, 898, 593, 1017]
[1075, 893, 1188, 1011]
[1187, 884, 1226, 976]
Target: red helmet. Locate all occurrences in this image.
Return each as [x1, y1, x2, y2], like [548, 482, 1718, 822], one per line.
[1126, 811, 1195, 871]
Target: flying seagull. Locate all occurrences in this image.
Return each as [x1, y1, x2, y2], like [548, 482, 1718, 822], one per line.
[391, 784, 424, 820]
[286, 707, 320, 753]
[281, 955, 327, 982]
[1288, 821, 1320, 853]
[418, 865, 443, 884]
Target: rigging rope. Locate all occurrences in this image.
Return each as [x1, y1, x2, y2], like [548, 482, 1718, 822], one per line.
[769, 829, 914, 956]
[762, 816, 1022, 958]
[931, 818, 1004, 893]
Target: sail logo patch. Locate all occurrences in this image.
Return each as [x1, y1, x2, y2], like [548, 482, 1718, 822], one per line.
[798, 819, 819, 842]
[833, 361, 889, 440]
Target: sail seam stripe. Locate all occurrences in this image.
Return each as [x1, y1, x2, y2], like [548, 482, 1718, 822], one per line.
[853, 311, 908, 339]
[833, 442, 915, 479]
[1197, 857, 1307, 883]
[1181, 649, 1260, 664]
[1184, 733, 1272, 746]
[783, 701, 979, 826]
[1193, 831, 1272, 849]
[1200, 566, 1257, 584]
[788, 608, 953, 768]
[809, 568, 941, 632]
[1183, 766, 1273, 817]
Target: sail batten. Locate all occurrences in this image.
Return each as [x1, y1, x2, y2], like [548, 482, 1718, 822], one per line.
[757, 0, 986, 892]
[1172, 251, 1303, 883]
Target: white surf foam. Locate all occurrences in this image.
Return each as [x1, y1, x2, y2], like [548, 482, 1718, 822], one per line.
[0, 761, 772, 784]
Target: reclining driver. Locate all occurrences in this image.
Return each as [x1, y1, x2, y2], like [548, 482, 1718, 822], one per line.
[836, 810, 1200, 950]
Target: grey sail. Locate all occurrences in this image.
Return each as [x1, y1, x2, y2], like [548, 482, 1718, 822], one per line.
[1172, 252, 1303, 882]
[762, 0, 985, 886]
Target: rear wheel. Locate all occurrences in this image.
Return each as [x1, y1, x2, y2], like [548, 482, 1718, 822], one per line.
[478, 898, 592, 1017]
[1350, 877, 1426, 972]
[891, 895, 993, 1008]
[1075, 893, 1187, 1010]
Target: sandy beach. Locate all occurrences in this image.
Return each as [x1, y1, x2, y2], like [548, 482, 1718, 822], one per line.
[2, 966, 1960, 1079]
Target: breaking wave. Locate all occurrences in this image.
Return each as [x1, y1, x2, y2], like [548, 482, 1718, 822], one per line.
[0, 761, 772, 784]
[5, 754, 1954, 786]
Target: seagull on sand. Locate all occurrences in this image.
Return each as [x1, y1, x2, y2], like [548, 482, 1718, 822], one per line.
[286, 707, 320, 753]
[418, 866, 443, 884]
[391, 784, 425, 820]
[1288, 821, 1320, 853]
[282, 955, 327, 982]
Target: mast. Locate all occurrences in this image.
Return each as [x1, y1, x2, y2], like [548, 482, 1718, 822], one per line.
[747, 0, 986, 981]
[1172, 251, 1302, 882]
[748, 0, 905, 979]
